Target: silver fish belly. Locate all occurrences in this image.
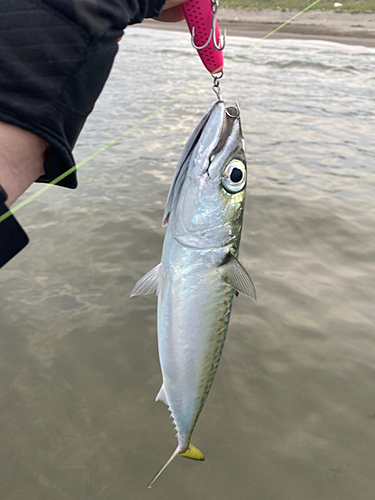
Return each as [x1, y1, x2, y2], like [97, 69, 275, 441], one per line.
[131, 101, 256, 486]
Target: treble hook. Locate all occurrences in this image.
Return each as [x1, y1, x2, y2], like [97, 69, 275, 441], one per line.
[191, 0, 226, 52]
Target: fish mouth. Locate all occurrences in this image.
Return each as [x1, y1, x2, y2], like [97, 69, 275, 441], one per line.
[163, 102, 225, 226]
[205, 104, 241, 174]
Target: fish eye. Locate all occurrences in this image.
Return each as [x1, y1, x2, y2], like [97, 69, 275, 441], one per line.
[222, 159, 246, 194]
[230, 167, 243, 183]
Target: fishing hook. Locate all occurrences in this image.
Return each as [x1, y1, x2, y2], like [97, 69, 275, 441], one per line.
[225, 101, 240, 118]
[191, 0, 226, 52]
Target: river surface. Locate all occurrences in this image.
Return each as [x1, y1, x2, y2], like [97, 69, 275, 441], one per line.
[1, 27, 375, 500]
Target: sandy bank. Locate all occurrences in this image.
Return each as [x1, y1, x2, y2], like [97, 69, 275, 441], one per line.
[138, 8, 375, 48]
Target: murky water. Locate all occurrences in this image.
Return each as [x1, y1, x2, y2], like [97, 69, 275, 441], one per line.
[1, 27, 375, 499]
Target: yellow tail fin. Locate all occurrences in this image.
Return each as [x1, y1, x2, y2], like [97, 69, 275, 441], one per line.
[179, 443, 205, 461]
[147, 443, 205, 488]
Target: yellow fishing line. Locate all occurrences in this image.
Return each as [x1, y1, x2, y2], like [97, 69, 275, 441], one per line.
[0, 0, 321, 226]
[225, 0, 322, 65]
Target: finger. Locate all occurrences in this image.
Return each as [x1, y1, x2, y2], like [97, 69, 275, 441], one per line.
[154, 4, 185, 23]
[161, 0, 186, 11]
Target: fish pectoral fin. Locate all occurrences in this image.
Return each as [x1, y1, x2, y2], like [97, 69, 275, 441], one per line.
[221, 253, 257, 300]
[178, 443, 205, 461]
[155, 385, 169, 405]
[130, 263, 162, 297]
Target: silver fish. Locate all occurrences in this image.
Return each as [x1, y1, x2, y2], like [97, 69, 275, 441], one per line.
[131, 101, 256, 487]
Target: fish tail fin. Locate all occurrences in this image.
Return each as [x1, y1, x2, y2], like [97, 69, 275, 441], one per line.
[148, 446, 180, 488]
[179, 443, 205, 461]
[147, 443, 205, 488]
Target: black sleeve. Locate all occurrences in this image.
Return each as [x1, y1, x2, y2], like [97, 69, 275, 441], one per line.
[0, 187, 29, 268]
[41, 0, 167, 32]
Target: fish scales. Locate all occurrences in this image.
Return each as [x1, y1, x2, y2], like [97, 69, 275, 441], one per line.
[158, 236, 233, 439]
[131, 101, 256, 487]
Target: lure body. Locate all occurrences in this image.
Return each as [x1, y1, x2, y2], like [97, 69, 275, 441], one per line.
[131, 101, 255, 486]
[182, 0, 224, 74]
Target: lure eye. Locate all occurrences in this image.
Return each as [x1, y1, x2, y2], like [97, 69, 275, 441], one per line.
[222, 159, 246, 194]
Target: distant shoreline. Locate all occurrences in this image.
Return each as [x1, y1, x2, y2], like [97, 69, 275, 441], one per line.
[137, 8, 375, 48]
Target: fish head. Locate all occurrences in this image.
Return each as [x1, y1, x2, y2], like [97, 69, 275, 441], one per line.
[164, 101, 247, 250]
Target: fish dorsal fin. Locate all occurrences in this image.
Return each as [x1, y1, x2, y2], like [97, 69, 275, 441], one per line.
[220, 254, 257, 300]
[130, 264, 162, 297]
[155, 384, 169, 405]
[162, 108, 213, 227]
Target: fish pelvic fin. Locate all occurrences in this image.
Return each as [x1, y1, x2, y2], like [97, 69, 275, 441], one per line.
[147, 443, 205, 488]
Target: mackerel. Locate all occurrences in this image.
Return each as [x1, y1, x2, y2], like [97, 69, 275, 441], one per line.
[131, 101, 256, 486]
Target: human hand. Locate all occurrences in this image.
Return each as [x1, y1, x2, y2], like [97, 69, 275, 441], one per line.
[154, 0, 186, 22]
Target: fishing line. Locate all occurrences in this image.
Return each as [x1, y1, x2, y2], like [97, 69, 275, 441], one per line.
[0, 0, 321, 226]
[225, 0, 322, 66]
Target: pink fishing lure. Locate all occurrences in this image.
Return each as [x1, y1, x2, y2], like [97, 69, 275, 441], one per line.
[182, 0, 224, 74]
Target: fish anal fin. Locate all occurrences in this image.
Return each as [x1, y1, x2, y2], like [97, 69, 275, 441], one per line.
[155, 385, 169, 405]
[220, 253, 257, 300]
[179, 443, 205, 461]
[130, 263, 162, 297]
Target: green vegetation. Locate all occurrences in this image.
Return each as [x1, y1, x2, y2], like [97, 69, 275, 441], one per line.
[220, 0, 375, 12]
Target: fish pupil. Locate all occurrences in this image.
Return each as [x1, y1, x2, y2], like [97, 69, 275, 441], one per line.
[230, 167, 243, 183]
